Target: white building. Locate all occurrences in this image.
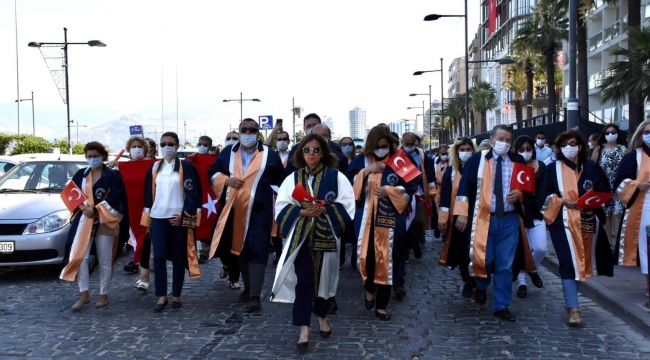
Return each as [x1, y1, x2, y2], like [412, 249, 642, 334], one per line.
[388, 121, 407, 136]
[322, 116, 335, 136]
[349, 106, 367, 139]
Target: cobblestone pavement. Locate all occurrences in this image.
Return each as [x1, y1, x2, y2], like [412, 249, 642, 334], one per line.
[1, 239, 649, 360]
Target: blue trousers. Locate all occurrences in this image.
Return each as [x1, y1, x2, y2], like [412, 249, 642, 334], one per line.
[562, 279, 580, 308]
[151, 218, 188, 298]
[475, 213, 520, 312]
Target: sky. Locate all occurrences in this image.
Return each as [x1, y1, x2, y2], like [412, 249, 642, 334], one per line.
[0, 0, 480, 142]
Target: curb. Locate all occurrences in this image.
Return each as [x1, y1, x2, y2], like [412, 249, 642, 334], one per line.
[542, 255, 650, 338]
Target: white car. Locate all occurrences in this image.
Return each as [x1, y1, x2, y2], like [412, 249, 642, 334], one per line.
[0, 156, 19, 178]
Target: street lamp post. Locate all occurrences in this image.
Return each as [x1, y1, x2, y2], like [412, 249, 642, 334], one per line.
[70, 120, 87, 145]
[15, 91, 35, 136]
[28, 28, 106, 154]
[407, 101, 425, 136]
[414, 58, 446, 148]
[223, 92, 261, 122]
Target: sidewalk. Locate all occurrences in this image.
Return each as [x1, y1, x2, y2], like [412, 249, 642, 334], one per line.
[542, 237, 650, 338]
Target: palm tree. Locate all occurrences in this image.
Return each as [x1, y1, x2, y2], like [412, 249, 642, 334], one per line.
[598, 27, 650, 122]
[446, 95, 466, 139]
[626, 0, 645, 130]
[512, 45, 544, 120]
[514, 0, 569, 117]
[470, 82, 498, 133]
[502, 66, 528, 123]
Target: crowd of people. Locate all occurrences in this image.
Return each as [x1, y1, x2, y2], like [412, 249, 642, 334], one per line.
[60, 114, 650, 348]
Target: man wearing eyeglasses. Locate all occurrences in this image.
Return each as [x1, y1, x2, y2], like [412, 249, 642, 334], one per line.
[208, 118, 286, 313]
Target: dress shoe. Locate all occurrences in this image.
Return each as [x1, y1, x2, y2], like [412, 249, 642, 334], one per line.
[393, 285, 407, 299]
[296, 338, 309, 349]
[319, 319, 332, 338]
[327, 297, 338, 314]
[154, 300, 168, 312]
[568, 308, 581, 326]
[198, 254, 208, 264]
[413, 245, 422, 259]
[95, 294, 109, 308]
[245, 296, 262, 312]
[364, 293, 375, 310]
[528, 271, 543, 288]
[494, 308, 516, 322]
[461, 282, 475, 298]
[123, 261, 138, 273]
[374, 310, 391, 321]
[237, 288, 251, 303]
[517, 285, 527, 298]
[172, 300, 182, 309]
[71, 291, 90, 311]
[474, 289, 487, 306]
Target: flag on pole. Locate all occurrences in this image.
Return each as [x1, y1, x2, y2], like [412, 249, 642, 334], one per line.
[60, 181, 87, 213]
[386, 148, 421, 183]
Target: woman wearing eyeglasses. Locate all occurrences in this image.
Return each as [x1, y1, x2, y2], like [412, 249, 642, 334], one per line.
[591, 124, 626, 246]
[614, 119, 650, 298]
[510, 135, 547, 299]
[345, 126, 419, 321]
[541, 130, 614, 325]
[141, 132, 202, 312]
[438, 137, 477, 297]
[271, 133, 354, 348]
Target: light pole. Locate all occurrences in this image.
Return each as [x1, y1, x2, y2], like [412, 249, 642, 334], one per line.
[70, 120, 87, 145]
[415, 59, 445, 149]
[407, 102, 425, 135]
[15, 91, 34, 136]
[28, 28, 106, 154]
[567, 0, 578, 130]
[223, 92, 261, 122]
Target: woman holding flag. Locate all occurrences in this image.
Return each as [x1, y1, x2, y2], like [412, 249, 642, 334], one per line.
[345, 126, 419, 321]
[271, 133, 355, 348]
[540, 130, 614, 325]
[63, 141, 126, 311]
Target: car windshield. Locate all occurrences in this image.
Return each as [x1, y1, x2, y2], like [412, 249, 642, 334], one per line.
[0, 161, 16, 177]
[0, 161, 87, 192]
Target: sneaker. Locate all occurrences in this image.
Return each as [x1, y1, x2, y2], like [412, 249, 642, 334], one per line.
[123, 261, 138, 273]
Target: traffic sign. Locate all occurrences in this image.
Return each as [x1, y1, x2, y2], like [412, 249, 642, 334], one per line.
[259, 116, 273, 130]
[129, 125, 144, 136]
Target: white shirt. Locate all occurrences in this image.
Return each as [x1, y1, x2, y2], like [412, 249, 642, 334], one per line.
[150, 159, 184, 218]
[279, 150, 289, 166]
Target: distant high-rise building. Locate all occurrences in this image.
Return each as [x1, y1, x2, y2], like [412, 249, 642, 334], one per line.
[322, 116, 334, 135]
[349, 106, 366, 139]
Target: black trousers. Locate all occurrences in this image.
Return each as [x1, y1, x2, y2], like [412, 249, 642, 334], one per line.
[139, 233, 152, 270]
[217, 211, 240, 282]
[272, 236, 283, 258]
[362, 224, 391, 311]
[293, 242, 328, 326]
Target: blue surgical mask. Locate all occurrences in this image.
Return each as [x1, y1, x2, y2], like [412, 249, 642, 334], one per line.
[643, 133, 650, 145]
[87, 156, 103, 169]
[403, 146, 416, 153]
[341, 144, 353, 155]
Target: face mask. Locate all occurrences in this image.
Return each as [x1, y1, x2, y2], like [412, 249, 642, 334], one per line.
[605, 133, 618, 143]
[458, 151, 472, 162]
[588, 142, 594, 149]
[561, 145, 579, 159]
[161, 146, 176, 159]
[440, 154, 449, 161]
[644, 133, 650, 145]
[225, 139, 238, 147]
[521, 151, 533, 161]
[277, 141, 288, 151]
[374, 148, 390, 158]
[87, 156, 103, 169]
[305, 128, 313, 135]
[403, 146, 416, 153]
[240, 134, 258, 148]
[130, 148, 144, 160]
[536, 139, 545, 147]
[492, 141, 511, 156]
[197, 145, 209, 154]
[356, 151, 362, 156]
[342, 144, 353, 155]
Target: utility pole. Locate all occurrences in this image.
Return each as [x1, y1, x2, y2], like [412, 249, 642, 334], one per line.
[567, 0, 579, 130]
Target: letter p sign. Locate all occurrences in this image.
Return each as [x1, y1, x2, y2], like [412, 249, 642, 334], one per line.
[259, 115, 273, 130]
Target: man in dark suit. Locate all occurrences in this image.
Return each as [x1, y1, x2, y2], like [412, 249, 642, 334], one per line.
[287, 113, 344, 173]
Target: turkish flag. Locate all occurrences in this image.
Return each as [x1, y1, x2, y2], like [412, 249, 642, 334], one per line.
[387, 149, 421, 183]
[60, 181, 87, 213]
[291, 183, 326, 205]
[415, 194, 434, 217]
[510, 163, 535, 192]
[577, 190, 615, 209]
[189, 154, 220, 241]
[118, 159, 157, 264]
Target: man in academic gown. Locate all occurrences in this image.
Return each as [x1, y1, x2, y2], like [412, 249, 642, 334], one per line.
[286, 113, 346, 174]
[208, 118, 286, 313]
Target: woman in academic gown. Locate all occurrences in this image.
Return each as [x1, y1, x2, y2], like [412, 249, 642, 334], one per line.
[541, 130, 614, 326]
[271, 134, 355, 348]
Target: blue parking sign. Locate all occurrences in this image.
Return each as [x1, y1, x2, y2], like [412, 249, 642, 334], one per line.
[129, 125, 143, 136]
[259, 116, 273, 130]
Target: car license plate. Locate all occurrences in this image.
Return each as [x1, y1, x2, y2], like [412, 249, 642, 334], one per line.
[0, 241, 14, 253]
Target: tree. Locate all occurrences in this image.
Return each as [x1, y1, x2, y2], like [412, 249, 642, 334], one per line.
[598, 27, 650, 125]
[512, 46, 545, 120]
[514, 0, 569, 117]
[11, 135, 51, 155]
[503, 66, 528, 122]
[446, 95, 466, 139]
[470, 81, 498, 133]
[72, 144, 85, 154]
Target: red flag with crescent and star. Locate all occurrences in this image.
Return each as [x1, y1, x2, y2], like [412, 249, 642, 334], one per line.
[291, 183, 326, 205]
[510, 162, 535, 192]
[60, 181, 87, 213]
[576, 190, 615, 209]
[189, 154, 220, 240]
[387, 148, 421, 183]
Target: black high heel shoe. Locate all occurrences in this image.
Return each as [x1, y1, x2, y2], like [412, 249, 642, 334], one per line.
[319, 319, 332, 338]
[364, 293, 375, 310]
[375, 310, 391, 321]
[296, 337, 309, 348]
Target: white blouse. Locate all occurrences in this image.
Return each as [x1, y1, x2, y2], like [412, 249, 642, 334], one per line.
[150, 159, 184, 219]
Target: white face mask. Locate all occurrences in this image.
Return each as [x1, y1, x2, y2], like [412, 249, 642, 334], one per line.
[225, 139, 238, 147]
[439, 154, 449, 161]
[561, 145, 579, 159]
[492, 140, 511, 156]
[161, 146, 176, 159]
[197, 145, 209, 154]
[341, 144, 353, 155]
[605, 133, 618, 143]
[644, 133, 650, 145]
[129, 147, 144, 160]
[374, 147, 390, 158]
[458, 151, 472, 162]
[536, 139, 545, 147]
[588, 142, 594, 149]
[305, 128, 313, 135]
[277, 141, 288, 151]
[521, 151, 533, 161]
[87, 156, 103, 169]
[403, 146, 416, 153]
[240, 134, 258, 148]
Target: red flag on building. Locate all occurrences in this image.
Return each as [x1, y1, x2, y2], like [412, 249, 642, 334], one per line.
[576, 190, 615, 209]
[510, 162, 535, 192]
[119, 159, 157, 264]
[60, 181, 87, 213]
[387, 148, 421, 183]
[488, 0, 497, 35]
[189, 154, 220, 240]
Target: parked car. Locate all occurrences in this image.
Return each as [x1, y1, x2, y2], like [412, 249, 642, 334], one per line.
[0, 156, 19, 178]
[0, 156, 87, 266]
